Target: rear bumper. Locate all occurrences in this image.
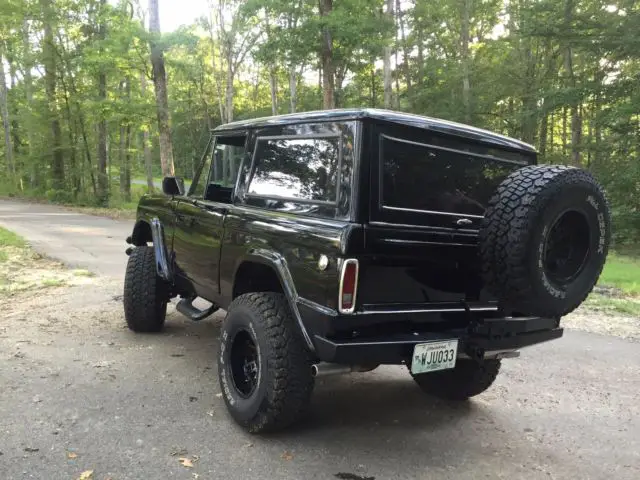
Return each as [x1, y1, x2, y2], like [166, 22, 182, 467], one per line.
[308, 314, 562, 364]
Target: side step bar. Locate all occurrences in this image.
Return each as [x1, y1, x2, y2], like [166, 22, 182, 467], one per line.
[176, 297, 219, 321]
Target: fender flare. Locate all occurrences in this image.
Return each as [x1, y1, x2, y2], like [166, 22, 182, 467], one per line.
[233, 249, 315, 352]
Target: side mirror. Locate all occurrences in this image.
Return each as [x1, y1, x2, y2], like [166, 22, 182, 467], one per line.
[162, 176, 185, 196]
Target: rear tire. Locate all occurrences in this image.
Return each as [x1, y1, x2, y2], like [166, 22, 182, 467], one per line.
[218, 293, 314, 433]
[123, 246, 168, 332]
[410, 360, 501, 401]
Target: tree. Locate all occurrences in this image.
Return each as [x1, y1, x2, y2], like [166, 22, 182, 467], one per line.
[0, 47, 14, 178]
[149, 0, 175, 176]
[319, 0, 335, 109]
[41, 0, 65, 191]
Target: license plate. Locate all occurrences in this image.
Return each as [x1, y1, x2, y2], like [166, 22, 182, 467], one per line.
[411, 340, 458, 375]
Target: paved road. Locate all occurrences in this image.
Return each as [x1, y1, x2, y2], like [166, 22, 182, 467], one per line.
[0, 200, 133, 277]
[1, 198, 639, 480]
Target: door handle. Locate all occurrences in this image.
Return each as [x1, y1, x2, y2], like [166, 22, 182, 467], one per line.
[207, 206, 228, 215]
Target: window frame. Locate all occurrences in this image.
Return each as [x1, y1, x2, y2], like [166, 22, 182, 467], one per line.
[187, 131, 248, 200]
[244, 132, 344, 207]
[378, 133, 527, 219]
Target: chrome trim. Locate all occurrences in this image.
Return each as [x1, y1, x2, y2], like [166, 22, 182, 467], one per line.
[338, 258, 359, 314]
[368, 220, 479, 234]
[360, 306, 499, 315]
[379, 238, 476, 248]
[149, 217, 173, 282]
[381, 205, 485, 219]
[380, 134, 529, 166]
[297, 296, 337, 317]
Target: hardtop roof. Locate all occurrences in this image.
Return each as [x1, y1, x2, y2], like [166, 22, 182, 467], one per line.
[212, 108, 536, 153]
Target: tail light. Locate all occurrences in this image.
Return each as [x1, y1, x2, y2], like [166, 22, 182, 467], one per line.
[339, 259, 359, 314]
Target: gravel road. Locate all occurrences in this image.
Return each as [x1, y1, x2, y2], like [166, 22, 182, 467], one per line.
[1, 198, 639, 480]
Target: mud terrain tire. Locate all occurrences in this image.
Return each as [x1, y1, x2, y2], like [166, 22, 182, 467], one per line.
[218, 293, 314, 433]
[480, 165, 610, 317]
[123, 246, 168, 332]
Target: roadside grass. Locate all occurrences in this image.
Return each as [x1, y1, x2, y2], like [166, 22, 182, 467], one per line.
[586, 250, 640, 317]
[0, 227, 93, 296]
[0, 227, 27, 248]
[597, 252, 640, 296]
[584, 295, 640, 317]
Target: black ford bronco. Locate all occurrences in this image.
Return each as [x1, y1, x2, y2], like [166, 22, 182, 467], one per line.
[123, 108, 611, 433]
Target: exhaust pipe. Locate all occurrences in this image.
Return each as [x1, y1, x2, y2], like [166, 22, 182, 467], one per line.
[311, 363, 378, 378]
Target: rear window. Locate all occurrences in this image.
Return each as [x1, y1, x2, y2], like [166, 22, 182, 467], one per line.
[381, 135, 520, 217]
[248, 136, 341, 204]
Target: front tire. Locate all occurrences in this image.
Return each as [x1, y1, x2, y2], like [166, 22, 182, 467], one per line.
[410, 360, 501, 401]
[123, 246, 168, 332]
[218, 293, 314, 433]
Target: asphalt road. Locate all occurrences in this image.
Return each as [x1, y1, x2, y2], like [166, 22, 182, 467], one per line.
[1, 198, 639, 480]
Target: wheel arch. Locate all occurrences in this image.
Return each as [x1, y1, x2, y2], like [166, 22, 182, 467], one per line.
[232, 250, 315, 351]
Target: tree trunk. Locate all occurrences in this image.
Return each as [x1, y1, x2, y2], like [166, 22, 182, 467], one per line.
[22, 20, 39, 188]
[562, 106, 567, 157]
[319, 0, 335, 110]
[0, 52, 14, 179]
[269, 70, 278, 116]
[42, 0, 65, 191]
[397, 0, 412, 105]
[289, 67, 298, 113]
[6, 46, 21, 159]
[539, 107, 549, 159]
[225, 52, 234, 123]
[383, 0, 393, 108]
[149, 0, 175, 176]
[96, 0, 109, 205]
[140, 69, 155, 191]
[119, 79, 132, 202]
[460, 0, 471, 122]
[564, 0, 580, 166]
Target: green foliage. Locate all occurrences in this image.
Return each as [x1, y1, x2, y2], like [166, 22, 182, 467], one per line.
[0, 0, 637, 243]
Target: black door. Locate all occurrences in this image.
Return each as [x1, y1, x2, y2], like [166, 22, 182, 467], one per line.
[171, 133, 247, 300]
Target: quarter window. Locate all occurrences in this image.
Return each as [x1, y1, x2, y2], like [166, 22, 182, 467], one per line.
[381, 135, 519, 216]
[248, 136, 341, 204]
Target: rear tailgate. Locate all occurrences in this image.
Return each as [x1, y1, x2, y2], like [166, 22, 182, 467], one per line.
[359, 123, 534, 309]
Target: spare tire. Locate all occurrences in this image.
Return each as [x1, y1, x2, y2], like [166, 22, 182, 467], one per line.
[480, 165, 611, 317]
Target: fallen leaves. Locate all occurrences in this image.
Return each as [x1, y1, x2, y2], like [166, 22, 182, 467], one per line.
[281, 451, 294, 461]
[77, 471, 93, 480]
[67, 451, 78, 459]
[179, 457, 194, 468]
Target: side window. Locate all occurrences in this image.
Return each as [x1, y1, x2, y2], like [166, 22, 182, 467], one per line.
[210, 136, 246, 188]
[247, 136, 341, 204]
[381, 135, 519, 217]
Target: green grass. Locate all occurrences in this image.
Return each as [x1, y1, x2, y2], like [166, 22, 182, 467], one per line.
[41, 278, 66, 287]
[598, 253, 640, 296]
[585, 294, 640, 317]
[0, 227, 27, 248]
[72, 269, 95, 277]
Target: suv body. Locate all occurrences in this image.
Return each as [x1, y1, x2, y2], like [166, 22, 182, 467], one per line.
[125, 108, 608, 432]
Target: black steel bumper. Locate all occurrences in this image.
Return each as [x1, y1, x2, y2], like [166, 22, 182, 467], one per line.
[310, 315, 563, 364]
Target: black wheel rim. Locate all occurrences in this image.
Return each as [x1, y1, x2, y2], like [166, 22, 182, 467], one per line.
[543, 209, 591, 286]
[229, 329, 260, 398]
